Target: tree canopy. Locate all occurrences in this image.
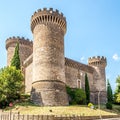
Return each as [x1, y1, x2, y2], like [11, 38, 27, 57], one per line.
[115, 75, 120, 93]
[66, 86, 86, 105]
[114, 75, 120, 104]
[107, 79, 113, 103]
[0, 66, 24, 108]
[85, 73, 90, 104]
[11, 42, 20, 69]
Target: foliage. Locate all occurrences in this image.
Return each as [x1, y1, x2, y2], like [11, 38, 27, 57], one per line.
[107, 80, 113, 103]
[106, 80, 113, 109]
[85, 73, 90, 104]
[20, 94, 30, 99]
[88, 103, 93, 107]
[114, 75, 120, 104]
[116, 93, 120, 103]
[20, 94, 30, 102]
[66, 86, 75, 102]
[115, 75, 120, 93]
[106, 102, 112, 110]
[0, 66, 24, 108]
[114, 93, 120, 104]
[116, 75, 120, 84]
[66, 86, 86, 105]
[11, 42, 20, 69]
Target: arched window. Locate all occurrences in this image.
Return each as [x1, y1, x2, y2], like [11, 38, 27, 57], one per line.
[77, 79, 81, 88]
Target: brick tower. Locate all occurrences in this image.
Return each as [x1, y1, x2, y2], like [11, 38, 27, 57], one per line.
[31, 8, 69, 106]
[6, 36, 33, 66]
[88, 56, 107, 104]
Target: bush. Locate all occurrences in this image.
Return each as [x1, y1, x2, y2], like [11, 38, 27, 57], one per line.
[0, 100, 9, 109]
[66, 86, 86, 105]
[88, 103, 94, 107]
[106, 102, 112, 109]
[20, 94, 30, 102]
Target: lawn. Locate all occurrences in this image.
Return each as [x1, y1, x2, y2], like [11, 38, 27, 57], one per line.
[5, 102, 119, 116]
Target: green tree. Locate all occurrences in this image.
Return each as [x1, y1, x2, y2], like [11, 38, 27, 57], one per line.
[66, 86, 86, 105]
[106, 80, 113, 109]
[116, 93, 120, 103]
[107, 80, 113, 103]
[85, 73, 90, 104]
[114, 75, 120, 104]
[11, 42, 20, 69]
[74, 88, 86, 104]
[0, 66, 24, 108]
[115, 75, 120, 93]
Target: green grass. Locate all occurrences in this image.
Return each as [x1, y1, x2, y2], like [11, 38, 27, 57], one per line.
[4, 102, 120, 116]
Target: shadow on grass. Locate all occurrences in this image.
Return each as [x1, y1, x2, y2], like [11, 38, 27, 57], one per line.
[94, 104, 120, 115]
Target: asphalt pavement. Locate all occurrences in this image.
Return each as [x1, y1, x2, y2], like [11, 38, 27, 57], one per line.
[97, 118, 120, 120]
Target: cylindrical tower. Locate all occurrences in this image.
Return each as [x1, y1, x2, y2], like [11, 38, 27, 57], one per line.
[31, 8, 68, 106]
[88, 56, 107, 104]
[6, 36, 33, 66]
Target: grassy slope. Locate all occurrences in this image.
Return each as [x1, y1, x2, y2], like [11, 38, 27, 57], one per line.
[6, 103, 119, 116]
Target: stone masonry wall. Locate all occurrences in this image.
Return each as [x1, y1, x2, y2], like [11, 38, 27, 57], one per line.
[32, 23, 65, 83]
[31, 80, 68, 106]
[65, 64, 94, 99]
[91, 66, 107, 104]
[65, 58, 94, 90]
[25, 62, 33, 93]
[88, 56, 107, 104]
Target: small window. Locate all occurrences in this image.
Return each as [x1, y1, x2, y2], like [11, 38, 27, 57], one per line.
[77, 79, 81, 88]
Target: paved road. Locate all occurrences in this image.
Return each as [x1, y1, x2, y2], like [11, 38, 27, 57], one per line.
[97, 118, 120, 120]
[104, 118, 120, 120]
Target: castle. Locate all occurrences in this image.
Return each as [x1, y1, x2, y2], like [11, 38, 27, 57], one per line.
[6, 8, 107, 106]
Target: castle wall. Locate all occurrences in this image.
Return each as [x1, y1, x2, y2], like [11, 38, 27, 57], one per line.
[19, 44, 33, 66]
[65, 58, 94, 94]
[23, 55, 95, 95]
[23, 55, 107, 104]
[23, 54, 33, 93]
[25, 62, 33, 93]
[65, 65, 94, 90]
[7, 46, 15, 66]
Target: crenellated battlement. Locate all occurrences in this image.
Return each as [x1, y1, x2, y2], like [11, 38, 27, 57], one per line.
[6, 36, 33, 50]
[88, 56, 107, 67]
[31, 8, 66, 34]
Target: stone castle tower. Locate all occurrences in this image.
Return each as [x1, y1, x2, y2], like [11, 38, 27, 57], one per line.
[31, 8, 68, 106]
[6, 37, 33, 66]
[5, 8, 107, 106]
[88, 56, 107, 103]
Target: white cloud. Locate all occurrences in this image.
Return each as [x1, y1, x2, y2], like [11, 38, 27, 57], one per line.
[80, 56, 85, 61]
[112, 53, 120, 61]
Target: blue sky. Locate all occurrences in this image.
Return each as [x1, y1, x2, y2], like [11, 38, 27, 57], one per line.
[0, 0, 120, 91]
